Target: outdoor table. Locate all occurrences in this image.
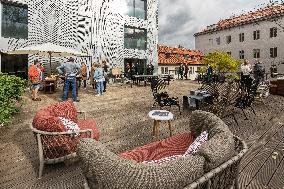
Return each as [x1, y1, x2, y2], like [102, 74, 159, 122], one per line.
[132, 75, 158, 87]
[188, 92, 211, 110]
[148, 110, 173, 139]
[44, 76, 58, 94]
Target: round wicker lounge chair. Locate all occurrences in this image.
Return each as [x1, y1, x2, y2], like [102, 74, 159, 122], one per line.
[77, 110, 248, 189]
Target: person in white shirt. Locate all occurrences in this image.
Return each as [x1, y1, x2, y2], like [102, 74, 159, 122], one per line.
[240, 59, 252, 92]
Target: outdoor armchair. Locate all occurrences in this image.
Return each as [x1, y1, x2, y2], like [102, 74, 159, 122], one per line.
[77, 110, 248, 189]
[31, 101, 99, 178]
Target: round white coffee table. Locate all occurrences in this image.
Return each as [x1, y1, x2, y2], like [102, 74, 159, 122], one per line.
[148, 110, 174, 139]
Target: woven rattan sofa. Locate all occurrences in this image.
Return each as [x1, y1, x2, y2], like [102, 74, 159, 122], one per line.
[77, 110, 248, 189]
[31, 101, 100, 178]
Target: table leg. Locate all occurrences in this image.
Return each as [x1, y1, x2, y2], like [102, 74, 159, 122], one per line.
[168, 120, 172, 137]
[153, 120, 156, 136]
[156, 120, 160, 139]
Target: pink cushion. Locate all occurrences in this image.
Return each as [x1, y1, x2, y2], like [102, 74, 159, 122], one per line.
[33, 108, 67, 132]
[119, 133, 195, 163]
[77, 119, 100, 140]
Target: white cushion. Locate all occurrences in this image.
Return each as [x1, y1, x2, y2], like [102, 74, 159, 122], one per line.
[59, 117, 80, 136]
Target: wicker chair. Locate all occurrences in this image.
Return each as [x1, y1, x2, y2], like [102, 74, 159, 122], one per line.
[30, 125, 93, 178]
[31, 101, 99, 178]
[184, 136, 247, 189]
[77, 110, 248, 189]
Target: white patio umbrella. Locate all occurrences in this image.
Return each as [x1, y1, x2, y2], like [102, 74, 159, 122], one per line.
[7, 42, 88, 75]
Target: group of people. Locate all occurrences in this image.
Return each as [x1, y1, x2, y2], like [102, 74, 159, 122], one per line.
[124, 62, 154, 80]
[28, 59, 45, 101]
[56, 58, 109, 102]
[178, 63, 189, 80]
[28, 57, 110, 103]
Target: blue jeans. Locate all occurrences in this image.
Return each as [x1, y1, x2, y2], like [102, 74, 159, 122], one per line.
[63, 78, 77, 101]
[96, 81, 104, 95]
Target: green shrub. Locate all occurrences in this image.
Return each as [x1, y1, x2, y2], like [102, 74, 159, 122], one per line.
[0, 73, 26, 125]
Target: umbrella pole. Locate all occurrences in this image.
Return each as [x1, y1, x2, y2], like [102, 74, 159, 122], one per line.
[49, 52, 52, 76]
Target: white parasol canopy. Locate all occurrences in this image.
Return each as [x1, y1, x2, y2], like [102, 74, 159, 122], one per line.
[7, 42, 89, 75]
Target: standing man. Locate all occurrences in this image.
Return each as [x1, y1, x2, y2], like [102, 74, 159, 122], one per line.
[28, 60, 41, 101]
[56, 57, 81, 102]
[178, 64, 184, 80]
[184, 64, 189, 80]
[240, 59, 252, 91]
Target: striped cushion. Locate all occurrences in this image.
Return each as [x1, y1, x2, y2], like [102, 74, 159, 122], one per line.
[119, 133, 195, 163]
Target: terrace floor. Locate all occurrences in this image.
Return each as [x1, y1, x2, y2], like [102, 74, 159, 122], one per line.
[0, 80, 284, 189]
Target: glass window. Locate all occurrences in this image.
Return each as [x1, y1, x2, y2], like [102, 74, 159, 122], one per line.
[253, 30, 260, 40]
[253, 49, 260, 58]
[239, 50, 245, 59]
[239, 33, 244, 42]
[124, 26, 147, 50]
[1, 53, 28, 79]
[1, 3, 28, 39]
[227, 52, 231, 56]
[165, 67, 168, 74]
[125, 0, 147, 20]
[165, 53, 170, 59]
[270, 27, 277, 38]
[226, 36, 231, 44]
[216, 37, 220, 45]
[161, 67, 164, 74]
[270, 47, 277, 58]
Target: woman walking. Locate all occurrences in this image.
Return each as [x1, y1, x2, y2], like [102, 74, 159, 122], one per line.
[81, 62, 87, 89]
[94, 64, 104, 96]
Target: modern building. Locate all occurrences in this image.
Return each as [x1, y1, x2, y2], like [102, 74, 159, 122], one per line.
[194, 4, 284, 74]
[0, 0, 158, 79]
[158, 45, 204, 80]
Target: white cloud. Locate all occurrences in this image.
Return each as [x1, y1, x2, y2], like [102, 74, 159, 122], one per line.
[158, 0, 272, 49]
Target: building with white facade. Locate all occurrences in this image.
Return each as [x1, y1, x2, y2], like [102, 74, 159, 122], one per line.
[194, 4, 284, 74]
[158, 45, 204, 80]
[0, 0, 158, 79]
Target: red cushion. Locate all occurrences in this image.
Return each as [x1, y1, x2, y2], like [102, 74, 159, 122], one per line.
[119, 133, 195, 163]
[33, 108, 67, 132]
[50, 101, 78, 123]
[77, 119, 100, 140]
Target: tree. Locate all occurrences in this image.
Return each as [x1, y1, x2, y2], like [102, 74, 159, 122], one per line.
[202, 51, 241, 74]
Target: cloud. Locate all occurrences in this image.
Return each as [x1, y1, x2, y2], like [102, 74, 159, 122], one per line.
[158, 0, 271, 49]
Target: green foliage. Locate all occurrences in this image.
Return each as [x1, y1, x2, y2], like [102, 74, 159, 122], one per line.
[196, 66, 207, 74]
[0, 73, 26, 125]
[202, 51, 241, 73]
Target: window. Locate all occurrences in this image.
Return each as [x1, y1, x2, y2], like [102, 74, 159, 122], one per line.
[161, 67, 164, 74]
[253, 30, 260, 40]
[239, 33, 244, 42]
[239, 50, 245, 59]
[125, 0, 147, 20]
[270, 47, 277, 58]
[184, 54, 189, 59]
[1, 53, 28, 79]
[270, 27, 277, 38]
[226, 35, 231, 44]
[176, 54, 179, 58]
[253, 49, 260, 58]
[124, 26, 147, 50]
[227, 52, 231, 56]
[1, 3, 28, 39]
[165, 67, 168, 74]
[165, 53, 170, 59]
[209, 39, 213, 45]
[216, 37, 221, 45]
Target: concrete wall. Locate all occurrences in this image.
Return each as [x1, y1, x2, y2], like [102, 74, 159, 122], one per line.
[195, 16, 284, 74]
[158, 64, 204, 80]
[0, 0, 158, 74]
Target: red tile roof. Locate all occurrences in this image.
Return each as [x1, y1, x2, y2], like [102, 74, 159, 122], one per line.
[195, 4, 284, 36]
[158, 45, 204, 65]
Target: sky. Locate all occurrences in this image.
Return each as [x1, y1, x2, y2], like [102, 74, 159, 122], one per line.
[158, 0, 274, 49]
